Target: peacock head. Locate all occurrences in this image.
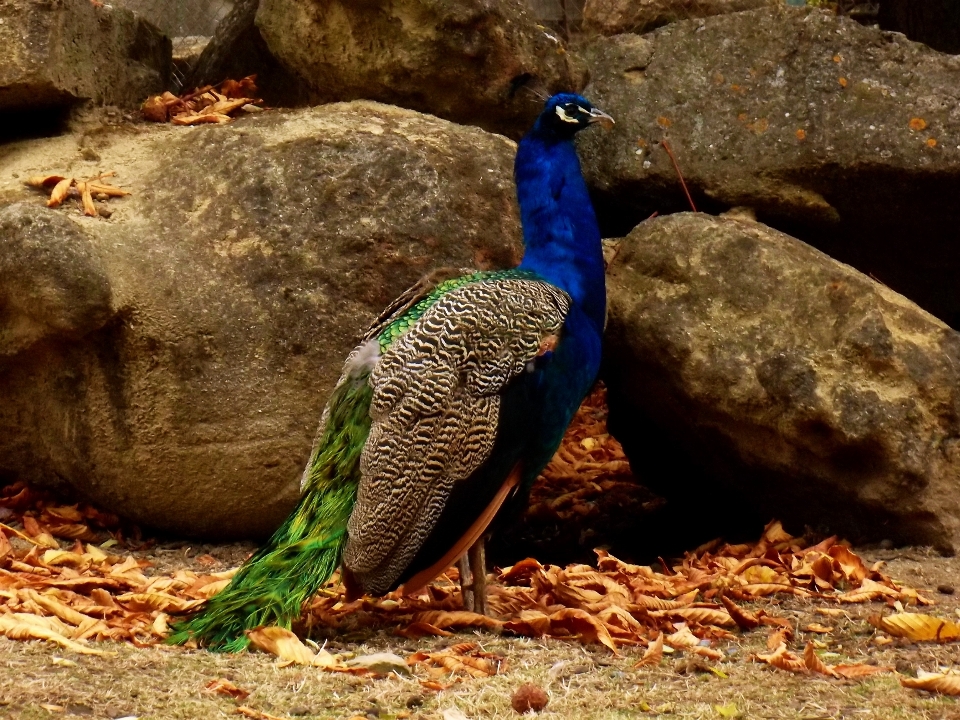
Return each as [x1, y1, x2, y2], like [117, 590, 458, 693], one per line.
[534, 93, 615, 139]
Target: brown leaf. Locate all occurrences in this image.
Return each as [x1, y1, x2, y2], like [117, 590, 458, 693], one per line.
[760, 520, 793, 544]
[833, 663, 893, 679]
[46, 177, 73, 209]
[141, 95, 169, 122]
[395, 621, 453, 639]
[246, 626, 336, 667]
[548, 608, 618, 653]
[78, 182, 97, 217]
[171, 112, 233, 125]
[802, 642, 838, 677]
[205, 678, 251, 700]
[652, 607, 735, 627]
[414, 610, 503, 631]
[634, 632, 663, 668]
[25, 175, 66, 189]
[901, 672, 960, 695]
[719, 595, 759, 630]
[803, 623, 833, 634]
[870, 612, 960, 642]
[0, 613, 111, 655]
[753, 641, 806, 674]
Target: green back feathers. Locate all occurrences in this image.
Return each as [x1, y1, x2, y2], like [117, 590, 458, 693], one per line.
[377, 269, 538, 351]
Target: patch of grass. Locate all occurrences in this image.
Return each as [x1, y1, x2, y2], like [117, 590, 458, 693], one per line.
[3, 547, 960, 719]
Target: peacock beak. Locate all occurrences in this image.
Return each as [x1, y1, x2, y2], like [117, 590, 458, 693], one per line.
[588, 108, 615, 129]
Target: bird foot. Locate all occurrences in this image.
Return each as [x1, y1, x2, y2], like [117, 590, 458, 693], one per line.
[458, 539, 488, 616]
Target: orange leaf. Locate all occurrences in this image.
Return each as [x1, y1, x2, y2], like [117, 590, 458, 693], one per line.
[246, 626, 337, 667]
[719, 595, 759, 630]
[205, 678, 250, 700]
[802, 642, 838, 677]
[414, 610, 503, 631]
[25, 175, 67, 189]
[870, 613, 960, 642]
[900, 673, 960, 695]
[833, 663, 893, 679]
[760, 520, 793, 544]
[754, 642, 806, 673]
[548, 608, 618, 653]
[634, 632, 663, 668]
[395, 621, 453, 639]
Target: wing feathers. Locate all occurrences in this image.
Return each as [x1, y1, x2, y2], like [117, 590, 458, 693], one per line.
[343, 278, 570, 595]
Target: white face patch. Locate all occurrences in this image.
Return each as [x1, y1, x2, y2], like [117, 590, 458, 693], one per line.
[554, 104, 582, 124]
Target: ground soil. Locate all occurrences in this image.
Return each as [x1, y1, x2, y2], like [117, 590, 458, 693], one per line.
[2, 542, 960, 720]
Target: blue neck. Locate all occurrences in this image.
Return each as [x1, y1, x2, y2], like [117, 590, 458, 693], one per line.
[515, 130, 606, 335]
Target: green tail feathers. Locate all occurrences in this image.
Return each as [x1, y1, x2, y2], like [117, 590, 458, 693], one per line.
[167, 372, 373, 652]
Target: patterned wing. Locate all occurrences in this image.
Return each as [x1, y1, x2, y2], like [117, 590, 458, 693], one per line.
[343, 277, 571, 595]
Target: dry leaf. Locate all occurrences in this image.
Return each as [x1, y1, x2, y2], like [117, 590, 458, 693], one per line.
[833, 663, 892, 679]
[205, 678, 250, 700]
[900, 672, 960, 695]
[246, 626, 333, 667]
[47, 178, 73, 208]
[870, 613, 960, 642]
[0, 613, 111, 656]
[802, 642, 838, 677]
[635, 632, 663, 668]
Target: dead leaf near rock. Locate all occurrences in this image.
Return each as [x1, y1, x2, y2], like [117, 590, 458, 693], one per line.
[603, 212, 960, 552]
[579, 5, 960, 325]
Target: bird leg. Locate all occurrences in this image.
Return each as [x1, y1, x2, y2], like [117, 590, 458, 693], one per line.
[468, 538, 488, 617]
[458, 537, 488, 616]
[457, 554, 474, 612]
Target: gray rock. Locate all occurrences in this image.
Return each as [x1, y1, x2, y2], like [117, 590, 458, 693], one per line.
[0, 205, 112, 356]
[0, 102, 523, 539]
[578, 6, 960, 325]
[604, 213, 960, 552]
[0, 0, 170, 114]
[582, 0, 777, 36]
[186, 0, 314, 107]
[254, 0, 587, 138]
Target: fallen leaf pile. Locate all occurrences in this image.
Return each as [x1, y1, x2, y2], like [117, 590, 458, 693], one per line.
[527, 386, 660, 525]
[498, 385, 662, 562]
[2, 400, 960, 698]
[24, 171, 130, 217]
[141, 75, 263, 125]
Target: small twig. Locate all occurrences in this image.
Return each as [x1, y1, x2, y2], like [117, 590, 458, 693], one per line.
[661, 138, 697, 213]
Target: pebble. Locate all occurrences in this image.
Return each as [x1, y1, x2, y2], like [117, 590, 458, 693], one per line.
[937, 584, 955, 595]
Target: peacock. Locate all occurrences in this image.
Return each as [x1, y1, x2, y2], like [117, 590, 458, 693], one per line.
[168, 93, 614, 651]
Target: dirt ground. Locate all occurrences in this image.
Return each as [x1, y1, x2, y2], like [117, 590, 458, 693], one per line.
[2, 543, 960, 720]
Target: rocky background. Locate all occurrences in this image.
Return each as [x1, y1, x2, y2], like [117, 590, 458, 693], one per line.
[2, 0, 960, 558]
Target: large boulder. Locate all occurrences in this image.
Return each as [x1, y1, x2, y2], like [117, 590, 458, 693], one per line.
[0, 102, 523, 539]
[0, 0, 170, 115]
[254, 0, 587, 138]
[604, 213, 960, 552]
[582, 0, 776, 36]
[578, 6, 960, 326]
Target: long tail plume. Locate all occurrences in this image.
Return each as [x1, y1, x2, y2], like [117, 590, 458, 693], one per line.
[167, 376, 372, 652]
